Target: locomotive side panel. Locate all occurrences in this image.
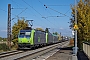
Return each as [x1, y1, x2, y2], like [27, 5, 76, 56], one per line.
[34, 30, 46, 45]
[47, 32, 53, 44]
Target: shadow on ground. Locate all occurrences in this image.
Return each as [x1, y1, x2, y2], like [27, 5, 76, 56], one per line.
[58, 47, 89, 60]
[77, 51, 89, 60]
[57, 46, 73, 50]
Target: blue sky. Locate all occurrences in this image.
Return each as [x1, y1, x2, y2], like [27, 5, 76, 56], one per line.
[0, 0, 75, 38]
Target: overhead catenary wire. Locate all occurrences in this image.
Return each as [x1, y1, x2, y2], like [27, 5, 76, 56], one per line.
[41, 3, 71, 34]
[22, 0, 49, 26]
[11, 0, 28, 22]
[38, 0, 63, 28]
[64, 9, 71, 15]
[0, 4, 46, 29]
[12, 0, 47, 28]
[12, 8, 27, 9]
[45, 4, 71, 16]
[22, 0, 42, 16]
[0, 8, 17, 24]
[38, 0, 70, 28]
[11, 0, 29, 20]
[44, 5, 70, 18]
[46, 5, 70, 6]
[11, 0, 69, 31]
[39, 0, 71, 20]
[0, 8, 18, 18]
[0, 0, 72, 37]
[22, 0, 58, 28]
[38, 0, 61, 28]
[12, 8, 27, 20]
[11, 0, 59, 29]
[11, 0, 20, 8]
[0, 7, 26, 25]
[11, 1, 47, 26]
[0, 8, 7, 12]
[17, 8, 27, 16]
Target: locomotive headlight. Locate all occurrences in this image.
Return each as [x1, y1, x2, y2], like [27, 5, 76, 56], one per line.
[21, 41, 22, 42]
[28, 40, 30, 42]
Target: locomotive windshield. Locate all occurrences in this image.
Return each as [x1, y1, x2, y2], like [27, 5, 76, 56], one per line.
[19, 30, 31, 38]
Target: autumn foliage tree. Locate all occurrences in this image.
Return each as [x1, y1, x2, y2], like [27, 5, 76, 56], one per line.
[12, 19, 28, 46]
[70, 0, 90, 49]
[35, 28, 44, 31]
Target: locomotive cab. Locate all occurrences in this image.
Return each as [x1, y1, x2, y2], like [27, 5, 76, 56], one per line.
[18, 30, 33, 49]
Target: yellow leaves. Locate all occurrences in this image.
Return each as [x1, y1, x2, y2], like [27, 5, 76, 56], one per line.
[12, 19, 28, 39]
[36, 28, 44, 31]
[70, 0, 90, 41]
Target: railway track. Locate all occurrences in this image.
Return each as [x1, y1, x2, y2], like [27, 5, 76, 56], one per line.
[0, 41, 69, 60]
[0, 50, 24, 58]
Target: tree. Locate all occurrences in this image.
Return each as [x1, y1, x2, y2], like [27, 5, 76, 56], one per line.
[53, 32, 58, 35]
[36, 28, 44, 31]
[12, 19, 28, 45]
[0, 37, 7, 41]
[70, 0, 90, 49]
[53, 32, 62, 40]
[0, 37, 2, 41]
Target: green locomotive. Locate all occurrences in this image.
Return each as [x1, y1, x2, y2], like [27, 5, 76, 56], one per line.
[18, 29, 58, 49]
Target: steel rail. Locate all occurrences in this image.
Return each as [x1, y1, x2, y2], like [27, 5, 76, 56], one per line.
[15, 41, 69, 60]
[0, 50, 24, 58]
[0, 41, 69, 60]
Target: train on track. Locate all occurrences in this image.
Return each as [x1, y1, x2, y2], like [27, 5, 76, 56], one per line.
[18, 28, 61, 49]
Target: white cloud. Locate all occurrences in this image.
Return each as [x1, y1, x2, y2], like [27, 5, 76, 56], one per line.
[1, 30, 7, 32]
[60, 28, 64, 30]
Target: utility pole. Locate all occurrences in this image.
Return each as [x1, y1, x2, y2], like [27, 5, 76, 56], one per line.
[7, 4, 11, 49]
[75, 0, 77, 55]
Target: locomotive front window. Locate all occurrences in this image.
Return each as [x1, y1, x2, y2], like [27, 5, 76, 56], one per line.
[25, 32, 31, 35]
[19, 30, 31, 38]
[19, 32, 25, 38]
[20, 33, 25, 35]
[25, 32, 31, 38]
[19, 35, 24, 38]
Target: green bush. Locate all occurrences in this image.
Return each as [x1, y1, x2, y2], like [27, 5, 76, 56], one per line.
[0, 43, 10, 51]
